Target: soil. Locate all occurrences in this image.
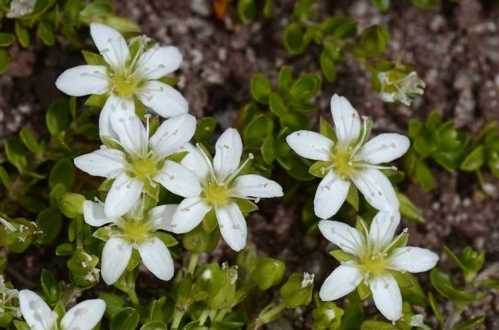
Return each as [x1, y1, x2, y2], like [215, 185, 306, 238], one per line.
[1, 0, 498, 329]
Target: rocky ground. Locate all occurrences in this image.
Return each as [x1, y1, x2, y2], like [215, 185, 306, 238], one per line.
[1, 0, 498, 328]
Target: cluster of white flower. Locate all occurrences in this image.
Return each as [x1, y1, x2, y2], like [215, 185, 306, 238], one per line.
[10, 23, 439, 328]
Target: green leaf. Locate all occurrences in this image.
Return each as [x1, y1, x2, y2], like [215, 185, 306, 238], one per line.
[320, 49, 337, 82]
[330, 249, 355, 262]
[5, 137, 28, 173]
[261, 135, 275, 164]
[111, 308, 140, 330]
[454, 317, 485, 330]
[397, 192, 424, 223]
[0, 166, 11, 189]
[278, 65, 293, 90]
[140, 321, 168, 330]
[430, 269, 478, 303]
[371, 0, 391, 11]
[252, 257, 285, 290]
[283, 22, 307, 55]
[279, 272, 314, 308]
[0, 33, 15, 47]
[15, 22, 31, 48]
[0, 49, 11, 73]
[353, 25, 390, 58]
[269, 92, 287, 116]
[37, 21, 55, 46]
[251, 74, 272, 104]
[46, 99, 71, 135]
[49, 158, 75, 189]
[321, 16, 357, 38]
[19, 127, 42, 154]
[411, 0, 440, 10]
[194, 117, 217, 143]
[460, 145, 484, 171]
[428, 292, 444, 327]
[82, 50, 107, 65]
[361, 320, 397, 330]
[243, 114, 273, 148]
[237, 0, 257, 24]
[289, 73, 322, 101]
[392, 272, 426, 306]
[41, 269, 60, 305]
[37, 207, 63, 244]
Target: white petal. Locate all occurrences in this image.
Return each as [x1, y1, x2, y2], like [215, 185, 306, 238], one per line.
[101, 237, 132, 285]
[286, 130, 333, 161]
[352, 168, 399, 212]
[150, 114, 196, 157]
[318, 220, 364, 256]
[136, 46, 183, 80]
[110, 111, 147, 155]
[389, 247, 439, 273]
[60, 299, 106, 330]
[83, 200, 115, 227]
[359, 133, 410, 164]
[213, 128, 243, 182]
[216, 202, 247, 251]
[74, 147, 125, 178]
[169, 197, 211, 233]
[138, 237, 175, 281]
[319, 263, 362, 301]
[232, 174, 283, 198]
[179, 143, 210, 180]
[104, 174, 143, 218]
[314, 171, 350, 219]
[19, 290, 56, 330]
[369, 274, 403, 322]
[55, 65, 109, 97]
[368, 211, 400, 252]
[99, 95, 135, 141]
[154, 161, 202, 197]
[330, 94, 361, 144]
[149, 204, 178, 231]
[137, 80, 188, 117]
[90, 23, 129, 69]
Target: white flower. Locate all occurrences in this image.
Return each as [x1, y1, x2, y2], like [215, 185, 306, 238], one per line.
[55, 23, 187, 140]
[286, 94, 410, 219]
[378, 71, 426, 106]
[19, 289, 105, 330]
[168, 128, 284, 251]
[318, 211, 438, 322]
[84, 200, 177, 285]
[74, 112, 197, 218]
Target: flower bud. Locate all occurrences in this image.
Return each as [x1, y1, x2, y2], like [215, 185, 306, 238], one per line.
[374, 67, 425, 106]
[59, 193, 85, 219]
[279, 272, 314, 308]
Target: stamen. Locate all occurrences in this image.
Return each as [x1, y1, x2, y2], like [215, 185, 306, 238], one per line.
[225, 153, 254, 184]
[350, 116, 369, 156]
[196, 143, 217, 182]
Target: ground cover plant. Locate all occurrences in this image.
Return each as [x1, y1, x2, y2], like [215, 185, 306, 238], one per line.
[0, 0, 499, 329]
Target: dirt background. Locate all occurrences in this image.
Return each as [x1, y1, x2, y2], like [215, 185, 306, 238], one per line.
[1, 0, 499, 329]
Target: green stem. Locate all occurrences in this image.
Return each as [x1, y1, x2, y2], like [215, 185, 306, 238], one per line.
[252, 302, 287, 330]
[75, 217, 83, 249]
[171, 308, 185, 330]
[127, 289, 139, 306]
[187, 253, 199, 274]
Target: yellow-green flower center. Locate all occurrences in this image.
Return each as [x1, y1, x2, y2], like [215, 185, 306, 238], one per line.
[203, 182, 231, 207]
[111, 72, 141, 98]
[331, 145, 354, 179]
[120, 220, 151, 244]
[359, 254, 386, 277]
[131, 157, 158, 181]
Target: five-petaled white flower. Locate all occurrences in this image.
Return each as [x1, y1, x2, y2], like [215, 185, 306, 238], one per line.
[74, 112, 197, 218]
[19, 289, 105, 330]
[167, 128, 284, 251]
[318, 211, 438, 322]
[55, 23, 187, 140]
[286, 94, 410, 219]
[84, 200, 177, 285]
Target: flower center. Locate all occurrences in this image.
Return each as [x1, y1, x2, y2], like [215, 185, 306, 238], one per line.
[130, 157, 158, 181]
[203, 182, 231, 207]
[331, 145, 354, 179]
[111, 72, 141, 98]
[120, 220, 150, 244]
[359, 254, 386, 277]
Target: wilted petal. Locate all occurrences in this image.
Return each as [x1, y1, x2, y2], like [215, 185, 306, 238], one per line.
[19, 290, 56, 330]
[358, 133, 410, 164]
[314, 171, 350, 219]
[216, 202, 247, 251]
[55, 65, 109, 97]
[318, 220, 364, 256]
[232, 174, 283, 198]
[149, 204, 178, 231]
[74, 147, 125, 179]
[90, 23, 129, 69]
[352, 168, 399, 212]
[138, 237, 175, 281]
[101, 237, 132, 285]
[286, 130, 333, 161]
[150, 114, 196, 157]
[319, 263, 362, 301]
[368, 211, 400, 252]
[83, 200, 115, 227]
[169, 197, 211, 233]
[330, 94, 361, 144]
[99, 95, 135, 141]
[111, 111, 147, 155]
[137, 80, 187, 117]
[369, 274, 403, 322]
[105, 174, 143, 218]
[60, 299, 106, 330]
[136, 46, 182, 80]
[213, 128, 243, 182]
[179, 143, 210, 180]
[154, 161, 202, 197]
[388, 247, 439, 273]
